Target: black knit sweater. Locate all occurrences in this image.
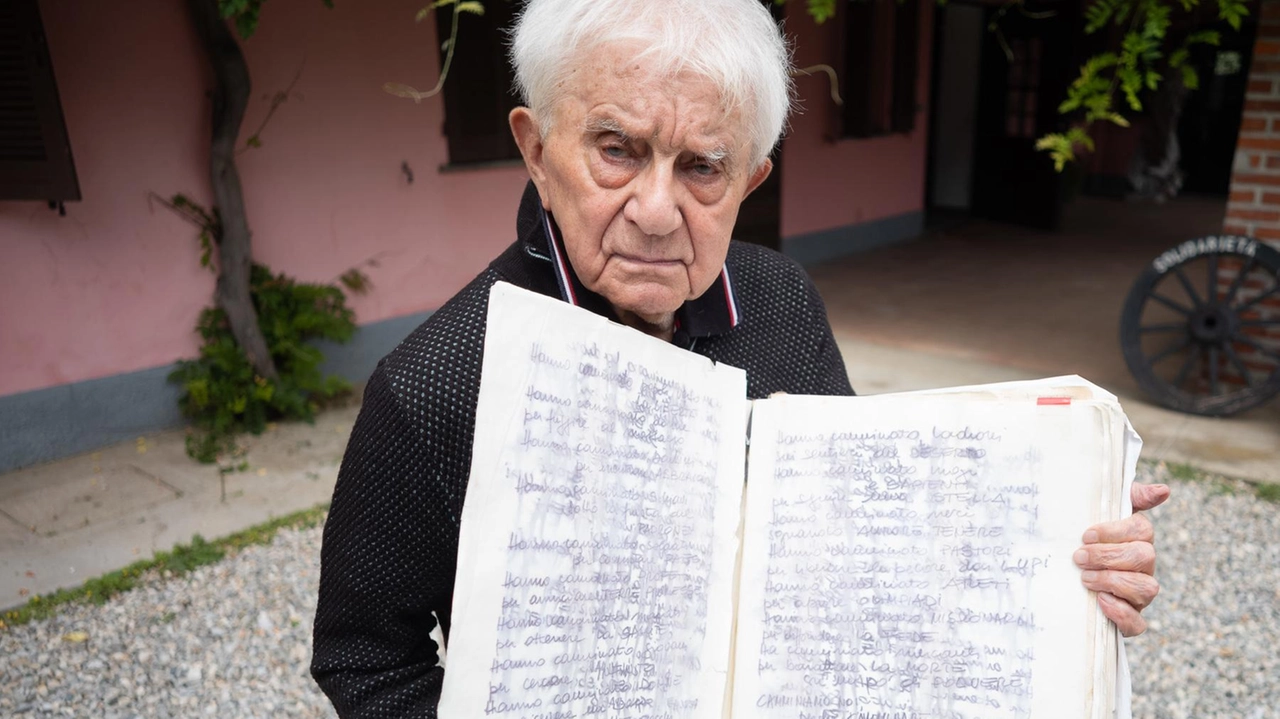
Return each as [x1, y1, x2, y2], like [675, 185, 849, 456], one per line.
[311, 184, 854, 717]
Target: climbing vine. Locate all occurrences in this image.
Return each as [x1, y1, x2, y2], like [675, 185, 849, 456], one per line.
[1037, 0, 1250, 170]
[158, 194, 364, 463]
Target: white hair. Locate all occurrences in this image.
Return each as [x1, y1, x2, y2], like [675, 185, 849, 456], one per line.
[510, 0, 794, 169]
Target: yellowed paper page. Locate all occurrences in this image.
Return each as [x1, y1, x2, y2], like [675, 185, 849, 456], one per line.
[439, 283, 747, 719]
[733, 393, 1117, 719]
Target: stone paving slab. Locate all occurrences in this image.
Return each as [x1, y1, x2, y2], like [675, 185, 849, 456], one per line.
[0, 405, 357, 610]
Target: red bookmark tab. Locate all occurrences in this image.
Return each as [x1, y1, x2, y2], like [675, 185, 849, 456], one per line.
[1037, 397, 1072, 406]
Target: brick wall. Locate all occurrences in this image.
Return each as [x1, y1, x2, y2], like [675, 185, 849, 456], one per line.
[1224, 2, 1280, 386]
[1228, 3, 1280, 240]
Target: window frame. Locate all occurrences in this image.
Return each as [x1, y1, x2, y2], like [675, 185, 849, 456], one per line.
[0, 0, 81, 202]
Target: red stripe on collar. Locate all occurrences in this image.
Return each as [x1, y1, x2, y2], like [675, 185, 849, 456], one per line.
[543, 212, 578, 306]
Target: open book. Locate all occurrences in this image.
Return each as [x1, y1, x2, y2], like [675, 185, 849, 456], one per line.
[439, 282, 1141, 719]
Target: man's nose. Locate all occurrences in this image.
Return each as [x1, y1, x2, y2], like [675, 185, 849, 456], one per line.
[623, 163, 682, 237]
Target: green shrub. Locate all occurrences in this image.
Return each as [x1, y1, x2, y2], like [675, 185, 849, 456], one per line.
[170, 263, 355, 462]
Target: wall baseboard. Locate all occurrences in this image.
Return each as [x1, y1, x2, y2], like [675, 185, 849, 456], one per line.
[781, 211, 925, 267]
[0, 311, 434, 475]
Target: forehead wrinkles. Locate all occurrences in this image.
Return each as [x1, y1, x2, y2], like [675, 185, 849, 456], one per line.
[583, 91, 739, 161]
[553, 42, 750, 160]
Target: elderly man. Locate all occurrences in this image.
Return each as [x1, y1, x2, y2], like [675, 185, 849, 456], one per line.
[311, 0, 1166, 715]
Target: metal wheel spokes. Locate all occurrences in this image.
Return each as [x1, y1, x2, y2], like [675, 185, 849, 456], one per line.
[1121, 236, 1280, 416]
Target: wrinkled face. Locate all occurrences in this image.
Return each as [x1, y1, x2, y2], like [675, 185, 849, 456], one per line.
[512, 44, 771, 331]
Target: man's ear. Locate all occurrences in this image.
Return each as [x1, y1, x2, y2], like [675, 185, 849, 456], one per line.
[510, 107, 551, 206]
[743, 158, 773, 199]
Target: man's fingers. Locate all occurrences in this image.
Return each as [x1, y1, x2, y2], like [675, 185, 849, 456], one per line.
[1082, 513, 1154, 545]
[1073, 541, 1156, 575]
[1131, 482, 1170, 512]
[1097, 592, 1148, 637]
[1081, 569, 1160, 610]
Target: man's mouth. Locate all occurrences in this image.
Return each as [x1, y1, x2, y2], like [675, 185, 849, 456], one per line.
[613, 253, 683, 267]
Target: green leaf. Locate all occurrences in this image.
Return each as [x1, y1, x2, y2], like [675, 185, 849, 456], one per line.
[1084, 0, 1130, 33]
[1182, 64, 1200, 90]
[1035, 133, 1074, 172]
[246, 135, 262, 148]
[1067, 127, 1097, 152]
[455, 1, 485, 15]
[1186, 30, 1221, 46]
[1218, 0, 1249, 30]
[806, 0, 837, 23]
[1104, 112, 1131, 128]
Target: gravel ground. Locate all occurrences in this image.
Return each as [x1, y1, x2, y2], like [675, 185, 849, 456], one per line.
[0, 463, 1276, 718]
[1128, 464, 1280, 719]
[0, 525, 336, 718]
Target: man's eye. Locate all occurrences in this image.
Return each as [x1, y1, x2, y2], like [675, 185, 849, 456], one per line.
[691, 162, 718, 177]
[603, 145, 627, 159]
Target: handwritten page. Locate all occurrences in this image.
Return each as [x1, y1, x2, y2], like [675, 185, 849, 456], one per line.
[440, 282, 748, 719]
[733, 393, 1124, 719]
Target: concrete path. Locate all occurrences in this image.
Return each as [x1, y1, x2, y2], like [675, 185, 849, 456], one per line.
[0, 407, 355, 611]
[4, 335, 1277, 611]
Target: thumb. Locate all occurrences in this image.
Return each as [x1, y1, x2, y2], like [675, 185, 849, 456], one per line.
[1131, 482, 1170, 512]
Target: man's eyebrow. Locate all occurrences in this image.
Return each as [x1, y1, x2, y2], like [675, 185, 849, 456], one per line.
[584, 116, 629, 137]
[584, 116, 735, 165]
[703, 145, 730, 164]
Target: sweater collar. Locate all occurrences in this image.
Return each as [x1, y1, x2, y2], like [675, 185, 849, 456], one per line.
[514, 181, 741, 339]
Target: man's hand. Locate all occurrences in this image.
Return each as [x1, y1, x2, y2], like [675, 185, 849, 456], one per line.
[1074, 482, 1171, 637]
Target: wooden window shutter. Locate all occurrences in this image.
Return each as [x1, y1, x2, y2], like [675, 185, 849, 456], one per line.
[890, 0, 920, 133]
[841, 1, 877, 138]
[435, 1, 523, 166]
[0, 0, 80, 201]
[840, 0, 921, 138]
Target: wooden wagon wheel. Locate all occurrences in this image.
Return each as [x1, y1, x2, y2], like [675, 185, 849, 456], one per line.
[1120, 235, 1280, 416]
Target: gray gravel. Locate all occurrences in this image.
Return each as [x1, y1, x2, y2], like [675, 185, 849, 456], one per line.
[0, 524, 336, 718]
[1, 463, 1276, 718]
[1128, 463, 1280, 719]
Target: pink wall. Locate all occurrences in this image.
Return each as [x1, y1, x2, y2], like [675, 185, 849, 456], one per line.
[0, 0, 935, 399]
[0, 0, 528, 398]
[780, 2, 933, 238]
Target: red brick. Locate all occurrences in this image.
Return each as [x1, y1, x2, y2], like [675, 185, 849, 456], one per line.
[1260, 23, 1280, 40]
[1231, 173, 1280, 186]
[1233, 189, 1259, 203]
[1255, 40, 1280, 57]
[1237, 137, 1280, 151]
[1263, 2, 1280, 22]
[1242, 116, 1269, 132]
[1244, 98, 1280, 112]
[1251, 154, 1265, 168]
[1227, 208, 1280, 221]
[1250, 79, 1276, 95]
[1224, 223, 1252, 235]
[1263, 192, 1280, 205]
[1253, 226, 1280, 239]
[1251, 60, 1280, 74]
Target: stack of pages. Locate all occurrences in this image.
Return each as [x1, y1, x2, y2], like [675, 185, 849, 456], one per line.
[440, 282, 1140, 719]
